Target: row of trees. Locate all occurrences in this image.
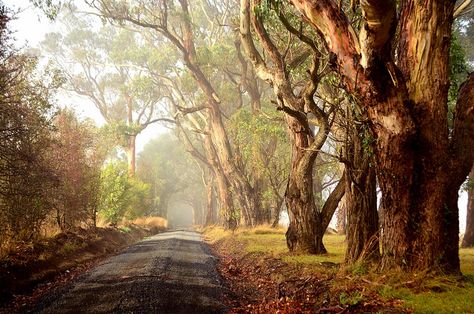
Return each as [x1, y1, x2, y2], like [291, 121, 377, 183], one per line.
[0, 4, 157, 253]
[9, 0, 473, 274]
[73, 0, 473, 273]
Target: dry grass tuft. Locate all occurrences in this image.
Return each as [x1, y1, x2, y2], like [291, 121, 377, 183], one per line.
[130, 216, 168, 234]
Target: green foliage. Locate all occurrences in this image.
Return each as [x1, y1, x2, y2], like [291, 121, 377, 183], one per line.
[30, 0, 62, 20]
[98, 161, 151, 225]
[463, 178, 474, 192]
[448, 26, 471, 124]
[229, 108, 289, 209]
[98, 162, 129, 225]
[41, 8, 165, 154]
[254, 0, 283, 17]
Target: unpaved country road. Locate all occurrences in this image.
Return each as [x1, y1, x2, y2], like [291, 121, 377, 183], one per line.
[28, 230, 228, 314]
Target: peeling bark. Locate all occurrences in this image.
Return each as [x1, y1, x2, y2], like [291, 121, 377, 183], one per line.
[287, 0, 472, 273]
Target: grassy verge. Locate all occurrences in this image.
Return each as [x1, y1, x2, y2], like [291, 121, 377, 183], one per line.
[203, 225, 474, 313]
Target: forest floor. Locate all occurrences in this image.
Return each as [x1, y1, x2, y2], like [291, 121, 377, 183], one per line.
[0, 223, 166, 312]
[204, 226, 474, 314]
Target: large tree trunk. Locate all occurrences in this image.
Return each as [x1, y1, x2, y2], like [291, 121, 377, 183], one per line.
[214, 169, 237, 230]
[345, 111, 379, 263]
[207, 106, 260, 227]
[285, 116, 345, 253]
[462, 165, 474, 248]
[336, 195, 347, 235]
[204, 132, 238, 230]
[285, 115, 323, 253]
[288, 0, 474, 274]
[345, 158, 379, 263]
[205, 174, 218, 226]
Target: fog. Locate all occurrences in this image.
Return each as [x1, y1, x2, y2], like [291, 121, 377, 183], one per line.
[167, 202, 194, 229]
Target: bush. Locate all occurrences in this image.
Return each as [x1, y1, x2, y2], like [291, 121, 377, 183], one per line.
[98, 161, 152, 226]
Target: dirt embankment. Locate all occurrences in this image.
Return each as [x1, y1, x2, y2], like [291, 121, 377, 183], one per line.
[0, 225, 162, 311]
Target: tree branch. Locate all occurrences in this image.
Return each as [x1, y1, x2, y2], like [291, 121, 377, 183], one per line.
[358, 0, 397, 68]
[321, 169, 346, 229]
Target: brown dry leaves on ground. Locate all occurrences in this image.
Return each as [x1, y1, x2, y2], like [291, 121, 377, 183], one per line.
[211, 236, 409, 314]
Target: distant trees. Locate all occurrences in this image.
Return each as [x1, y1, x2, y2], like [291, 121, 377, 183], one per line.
[91, 0, 265, 228]
[42, 8, 166, 175]
[228, 108, 290, 226]
[0, 5, 154, 253]
[137, 134, 206, 224]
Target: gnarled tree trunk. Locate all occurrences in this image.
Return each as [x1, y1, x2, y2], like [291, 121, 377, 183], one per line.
[344, 111, 379, 263]
[285, 115, 346, 253]
[289, 0, 474, 273]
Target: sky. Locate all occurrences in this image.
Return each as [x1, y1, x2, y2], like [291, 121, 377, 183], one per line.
[2, 0, 470, 233]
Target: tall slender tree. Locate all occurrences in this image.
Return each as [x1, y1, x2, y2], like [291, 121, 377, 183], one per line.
[42, 9, 166, 175]
[240, 0, 346, 253]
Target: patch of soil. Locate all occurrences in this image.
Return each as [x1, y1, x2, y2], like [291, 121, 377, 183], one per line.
[0, 225, 155, 312]
[210, 237, 409, 314]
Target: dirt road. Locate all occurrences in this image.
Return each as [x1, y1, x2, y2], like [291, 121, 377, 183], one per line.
[28, 230, 227, 314]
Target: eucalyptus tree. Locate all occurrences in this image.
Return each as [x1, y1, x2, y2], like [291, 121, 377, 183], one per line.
[42, 8, 166, 175]
[88, 0, 268, 227]
[160, 76, 239, 228]
[277, 0, 474, 273]
[240, 0, 347, 253]
[228, 108, 290, 226]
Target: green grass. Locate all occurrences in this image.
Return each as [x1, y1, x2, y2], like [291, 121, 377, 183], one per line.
[204, 227, 474, 313]
[460, 247, 474, 274]
[379, 280, 474, 314]
[237, 231, 346, 265]
[119, 226, 132, 233]
[396, 247, 474, 314]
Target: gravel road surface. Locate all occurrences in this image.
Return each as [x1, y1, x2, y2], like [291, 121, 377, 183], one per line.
[28, 230, 227, 314]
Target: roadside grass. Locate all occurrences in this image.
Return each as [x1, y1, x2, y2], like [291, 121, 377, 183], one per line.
[129, 216, 168, 234]
[204, 226, 474, 313]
